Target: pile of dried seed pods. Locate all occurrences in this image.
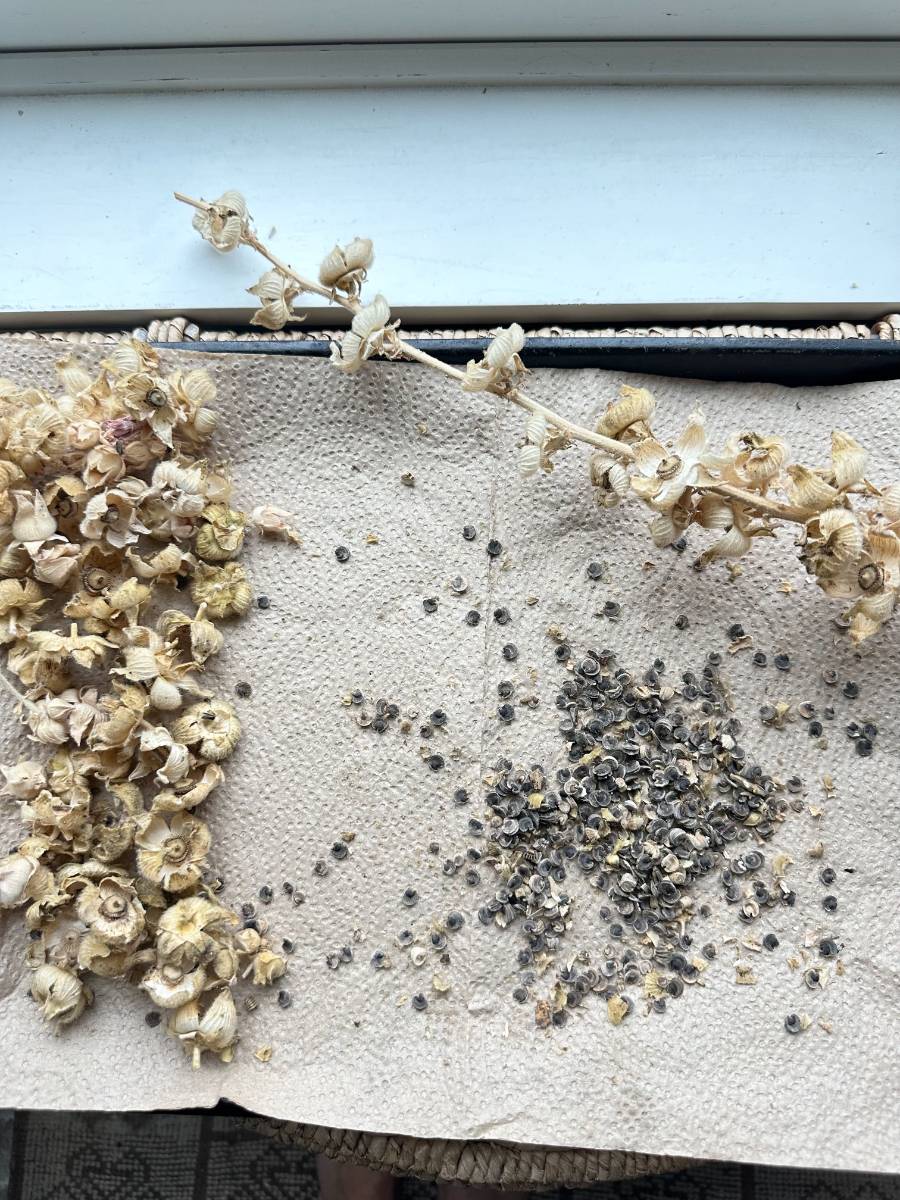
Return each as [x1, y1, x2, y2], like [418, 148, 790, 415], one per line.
[466, 645, 802, 1026]
[0, 341, 298, 1064]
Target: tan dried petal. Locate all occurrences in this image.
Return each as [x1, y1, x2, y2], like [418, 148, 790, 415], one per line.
[330, 294, 394, 374]
[596, 385, 655, 441]
[787, 465, 839, 513]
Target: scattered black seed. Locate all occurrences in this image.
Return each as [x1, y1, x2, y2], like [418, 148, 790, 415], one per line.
[396, 929, 414, 947]
[401, 887, 419, 907]
[235, 681, 252, 699]
[797, 701, 816, 720]
[501, 643, 519, 662]
[603, 600, 621, 619]
[331, 841, 349, 860]
[820, 866, 836, 885]
[464, 868, 481, 886]
[431, 932, 448, 951]
[752, 651, 768, 667]
[674, 614, 690, 630]
[420, 724, 433, 739]
[863, 722, 878, 739]
[449, 575, 468, 594]
[462, 525, 477, 541]
[371, 950, 387, 968]
[486, 539, 503, 558]
[411, 993, 428, 1011]
[446, 911, 465, 931]
[430, 709, 448, 727]
[855, 737, 874, 757]
[428, 841, 440, 855]
[277, 990, 293, 1009]
[258, 885, 273, 904]
[464, 609, 481, 626]
[243, 918, 260, 932]
[427, 753, 445, 771]
[842, 681, 860, 699]
[498, 703, 516, 723]
[477, 907, 493, 925]
[339, 946, 353, 963]
[335, 545, 351, 563]
[494, 606, 511, 625]
[822, 668, 839, 686]
[28, 929, 41, 941]
[586, 561, 605, 580]
[312, 860, 329, 877]
[281, 938, 294, 955]
[786, 776, 804, 794]
[822, 894, 838, 912]
[727, 622, 745, 640]
[819, 938, 840, 959]
[784, 1013, 805, 1034]
[241, 902, 256, 919]
[808, 720, 824, 737]
[701, 942, 717, 960]
[774, 653, 791, 671]
[512, 986, 529, 1003]
[762, 933, 779, 951]
[453, 788, 469, 806]
[803, 968, 820, 989]
[145, 1011, 162, 1027]
[256, 595, 270, 610]
[672, 536, 687, 553]
[423, 596, 439, 614]
[497, 680, 514, 699]
[823, 705, 836, 720]
[349, 691, 364, 706]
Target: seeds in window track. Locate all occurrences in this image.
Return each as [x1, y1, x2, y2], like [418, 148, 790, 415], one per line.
[462, 525, 477, 541]
[428, 841, 440, 855]
[281, 938, 294, 955]
[420, 724, 433, 739]
[727, 623, 745, 640]
[784, 1013, 810, 1034]
[334, 545, 351, 563]
[453, 788, 469, 806]
[486, 539, 503, 558]
[808, 720, 824, 737]
[371, 950, 388, 969]
[855, 737, 874, 757]
[603, 600, 621, 619]
[431, 932, 448, 951]
[464, 610, 481, 626]
[512, 986, 529, 1003]
[339, 946, 353, 963]
[586, 561, 605, 580]
[822, 668, 839, 685]
[396, 929, 414, 947]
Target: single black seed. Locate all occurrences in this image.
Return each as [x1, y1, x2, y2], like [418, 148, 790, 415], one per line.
[350, 691, 364, 706]
[257, 886, 273, 904]
[822, 894, 838, 912]
[335, 545, 351, 563]
[498, 703, 516, 723]
[428, 841, 440, 855]
[277, 990, 292, 1009]
[235, 681, 252, 699]
[464, 610, 481, 626]
[420, 724, 433, 738]
[819, 938, 840, 959]
[427, 754, 445, 771]
[313, 860, 329, 877]
[462, 525, 477, 541]
[464, 868, 481, 886]
[256, 595, 270, 610]
[822, 667, 839, 685]
[411, 993, 428, 1011]
[494, 606, 511, 625]
[453, 788, 469, 806]
[339, 946, 353, 963]
[774, 653, 791, 671]
[674, 614, 690, 630]
[28, 929, 41, 941]
[820, 866, 837, 885]
[856, 736, 874, 757]
[586, 561, 604, 580]
[501, 643, 519, 662]
[423, 596, 439, 614]
[446, 912, 465, 931]
[331, 841, 349, 860]
[512, 986, 529, 1003]
[281, 938, 295, 954]
[397, 929, 414, 946]
[706, 651, 722, 666]
[752, 651, 768, 667]
[486, 539, 503, 558]
[174, 574, 190, 591]
[145, 1011, 162, 1027]
[808, 720, 824, 737]
[672, 536, 687, 553]
[702, 942, 717, 960]
[762, 933, 779, 951]
[430, 709, 448, 727]
[497, 680, 514, 699]
[401, 887, 419, 907]
[603, 600, 621, 619]
[292, 891, 305, 905]
[863, 722, 878, 739]
[477, 907, 493, 925]
[784, 1013, 805, 1034]
[842, 681, 860, 699]
[728, 622, 745, 639]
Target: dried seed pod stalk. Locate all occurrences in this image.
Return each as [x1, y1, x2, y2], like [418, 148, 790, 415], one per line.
[0, 341, 291, 1058]
[177, 186, 900, 642]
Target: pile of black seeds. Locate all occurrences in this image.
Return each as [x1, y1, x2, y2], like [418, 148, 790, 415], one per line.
[466, 645, 797, 1024]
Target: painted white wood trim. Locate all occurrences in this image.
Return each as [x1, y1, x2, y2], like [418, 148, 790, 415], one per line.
[5, 0, 900, 49]
[3, 42, 900, 95]
[1, 83, 898, 325]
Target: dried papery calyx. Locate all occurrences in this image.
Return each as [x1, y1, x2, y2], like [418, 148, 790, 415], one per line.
[319, 237, 374, 297]
[168, 986, 239, 1068]
[191, 189, 249, 252]
[247, 270, 304, 331]
[0, 335, 293, 1060]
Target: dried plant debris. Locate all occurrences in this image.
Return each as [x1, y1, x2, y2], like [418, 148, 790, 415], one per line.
[451, 645, 817, 1026]
[0, 342, 296, 1063]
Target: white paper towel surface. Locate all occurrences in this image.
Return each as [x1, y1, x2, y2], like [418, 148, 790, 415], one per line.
[0, 344, 897, 1173]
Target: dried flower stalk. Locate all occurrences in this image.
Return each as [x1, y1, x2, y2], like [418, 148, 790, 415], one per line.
[177, 188, 900, 644]
[0, 343, 295, 1063]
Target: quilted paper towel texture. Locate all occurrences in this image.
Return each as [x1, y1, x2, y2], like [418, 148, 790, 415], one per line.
[0, 344, 896, 1173]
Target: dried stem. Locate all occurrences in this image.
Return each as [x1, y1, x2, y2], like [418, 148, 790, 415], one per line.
[174, 191, 810, 526]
